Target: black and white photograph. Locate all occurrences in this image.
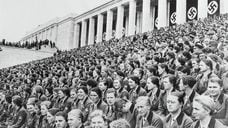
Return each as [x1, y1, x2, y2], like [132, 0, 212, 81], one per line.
[1, 0, 228, 127]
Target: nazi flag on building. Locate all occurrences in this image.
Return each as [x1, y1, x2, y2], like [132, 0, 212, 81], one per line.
[169, 0, 176, 26]
[208, 0, 220, 17]
[186, 0, 198, 21]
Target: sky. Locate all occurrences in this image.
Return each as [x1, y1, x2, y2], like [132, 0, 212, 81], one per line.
[0, 0, 110, 42]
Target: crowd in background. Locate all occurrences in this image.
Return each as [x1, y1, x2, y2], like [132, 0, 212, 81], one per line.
[0, 39, 56, 50]
[1, 13, 228, 128]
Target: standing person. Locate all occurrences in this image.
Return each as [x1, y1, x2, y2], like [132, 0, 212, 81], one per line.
[36, 101, 51, 128]
[26, 101, 38, 128]
[8, 96, 27, 128]
[164, 91, 193, 128]
[113, 79, 128, 98]
[67, 109, 84, 128]
[130, 96, 163, 128]
[204, 77, 228, 126]
[191, 95, 227, 128]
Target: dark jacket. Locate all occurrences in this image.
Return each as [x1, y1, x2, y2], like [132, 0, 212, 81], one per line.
[130, 110, 163, 128]
[9, 107, 27, 128]
[191, 118, 227, 128]
[164, 112, 193, 128]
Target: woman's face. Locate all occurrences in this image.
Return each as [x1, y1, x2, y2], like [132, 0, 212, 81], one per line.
[146, 78, 156, 90]
[58, 90, 65, 99]
[77, 89, 86, 100]
[70, 91, 77, 99]
[55, 116, 67, 128]
[90, 116, 106, 128]
[90, 91, 99, 103]
[41, 105, 48, 116]
[47, 112, 55, 124]
[98, 82, 107, 92]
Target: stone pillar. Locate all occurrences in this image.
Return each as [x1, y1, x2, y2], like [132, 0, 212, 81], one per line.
[150, 5, 155, 31]
[176, 0, 186, 24]
[136, 11, 142, 33]
[88, 18, 95, 45]
[106, 10, 113, 41]
[97, 14, 104, 43]
[158, 0, 168, 28]
[220, 0, 228, 14]
[142, 0, 151, 33]
[116, 5, 124, 38]
[128, 0, 136, 35]
[73, 23, 80, 48]
[81, 20, 87, 47]
[198, 0, 208, 20]
[125, 15, 129, 36]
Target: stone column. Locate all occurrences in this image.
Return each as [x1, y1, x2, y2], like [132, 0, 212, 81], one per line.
[128, 0, 136, 35]
[81, 20, 87, 47]
[73, 23, 80, 48]
[88, 17, 95, 45]
[220, 0, 228, 14]
[106, 10, 113, 41]
[176, 0, 186, 24]
[97, 14, 104, 43]
[158, 0, 168, 28]
[116, 5, 124, 38]
[142, 0, 151, 33]
[198, 0, 208, 20]
[150, 5, 155, 31]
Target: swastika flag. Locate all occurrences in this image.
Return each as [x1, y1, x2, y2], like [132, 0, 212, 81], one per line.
[169, 0, 176, 26]
[208, 0, 220, 17]
[186, 0, 198, 21]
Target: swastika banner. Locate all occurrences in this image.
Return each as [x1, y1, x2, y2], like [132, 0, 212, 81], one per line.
[208, 0, 220, 17]
[186, 0, 198, 21]
[154, 5, 158, 29]
[169, 0, 176, 26]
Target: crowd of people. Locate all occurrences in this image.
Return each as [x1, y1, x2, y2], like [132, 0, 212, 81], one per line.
[0, 39, 56, 50]
[1, 13, 228, 128]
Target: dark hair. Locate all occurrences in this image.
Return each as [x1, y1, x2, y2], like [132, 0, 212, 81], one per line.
[181, 75, 196, 88]
[90, 87, 102, 99]
[201, 59, 213, 71]
[148, 76, 160, 88]
[159, 63, 169, 74]
[77, 86, 88, 95]
[163, 75, 178, 90]
[128, 75, 140, 85]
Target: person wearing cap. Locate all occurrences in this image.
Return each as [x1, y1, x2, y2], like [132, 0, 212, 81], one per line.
[8, 95, 27, 128]
[204, 77, 228, 126]
[164, 90, 193, 128]
[129, 96, 163, 128]
[191, 95, 227, 128]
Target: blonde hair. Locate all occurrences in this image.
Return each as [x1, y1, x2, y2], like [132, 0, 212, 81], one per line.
[194, 95, 215, 114]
